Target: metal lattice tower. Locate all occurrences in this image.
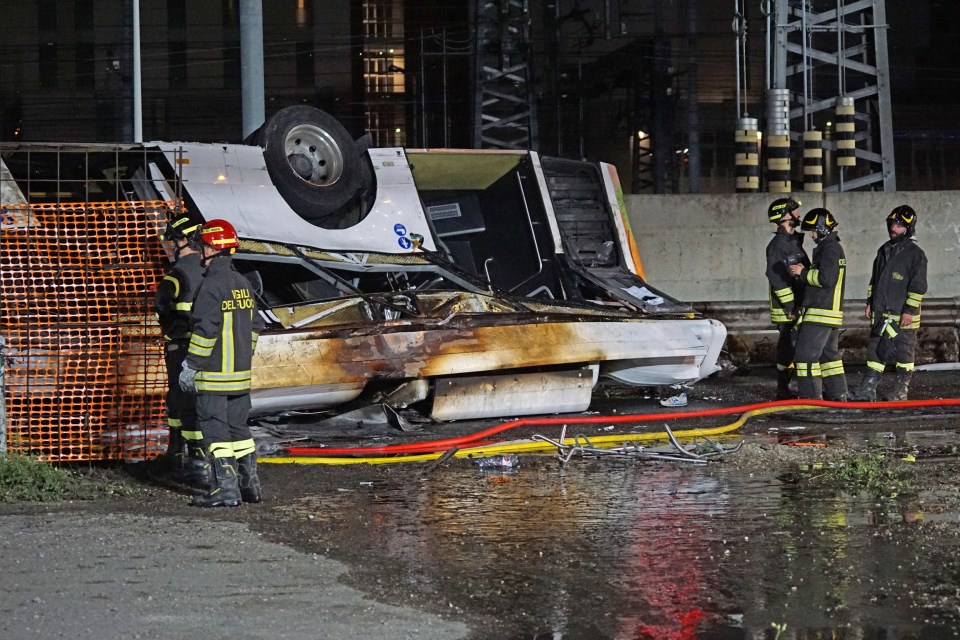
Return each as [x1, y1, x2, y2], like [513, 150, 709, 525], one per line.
[768, 0, 895, 191]
[473, 0, 538, 149]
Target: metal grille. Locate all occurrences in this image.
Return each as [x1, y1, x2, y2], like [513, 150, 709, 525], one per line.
[1, 201, 171, 461]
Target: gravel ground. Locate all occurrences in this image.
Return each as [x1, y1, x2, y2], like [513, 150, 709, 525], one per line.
[0, 505, 469, 640]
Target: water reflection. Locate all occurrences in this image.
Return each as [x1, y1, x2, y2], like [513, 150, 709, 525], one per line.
[280, 457, 960, 637]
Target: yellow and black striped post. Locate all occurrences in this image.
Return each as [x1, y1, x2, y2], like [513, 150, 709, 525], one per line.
[766, 134, 791, 192]
[803, 129, 823, 192]
[835, 96, 856, 167]
[735, 117, 760, 193]
[765, 88, 792, 192]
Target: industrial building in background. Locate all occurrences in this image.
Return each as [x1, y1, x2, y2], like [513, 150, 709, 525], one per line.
[749, 0, 896, 193]
[1, 1, 958, 192]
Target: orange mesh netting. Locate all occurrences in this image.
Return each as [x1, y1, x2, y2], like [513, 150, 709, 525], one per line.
[1, 201, 172, 461]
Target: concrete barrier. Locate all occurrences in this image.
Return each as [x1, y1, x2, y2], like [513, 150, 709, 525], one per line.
[626, 191, 960, 303]
[626, 192, 960, 363]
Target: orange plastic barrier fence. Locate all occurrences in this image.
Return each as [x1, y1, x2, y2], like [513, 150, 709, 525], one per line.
[1, 201, 172, 461]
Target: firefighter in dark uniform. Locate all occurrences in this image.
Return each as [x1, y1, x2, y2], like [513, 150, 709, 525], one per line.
[787, 208, 848, 400]
[180, 219, 265, 507]
[764, 197, 809, 399]
[153, 214, 210, 484]
[849, 205, 928, 401]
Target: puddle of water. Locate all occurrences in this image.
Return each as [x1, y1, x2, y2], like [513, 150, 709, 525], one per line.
[281, 456, 960, 638]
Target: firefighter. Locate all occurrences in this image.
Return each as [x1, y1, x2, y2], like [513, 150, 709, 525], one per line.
[153, 214, 210, 485]
[764, 197, 810, 399]
[849, 205, 928, 401]
[787, 208, 848, 400]
[180, 219, 265, 507]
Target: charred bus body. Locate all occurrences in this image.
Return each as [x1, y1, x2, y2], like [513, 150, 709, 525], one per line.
[1, 106, 725, 430]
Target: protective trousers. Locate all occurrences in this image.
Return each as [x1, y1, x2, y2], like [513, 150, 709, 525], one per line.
[794, 323, 847, 400]
[775, 322, 798, 369]
[164, 342, 198, 448]
[192, 392, 258, 506]
[775, 322, 798, 398]
[865, 319, 918, 374]
[195, 393, 256, 461]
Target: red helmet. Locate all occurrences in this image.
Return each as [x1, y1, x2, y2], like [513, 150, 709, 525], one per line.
[200, 219, 240, 252]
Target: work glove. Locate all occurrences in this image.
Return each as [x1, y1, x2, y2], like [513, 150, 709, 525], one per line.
[179, 363, 198, 392]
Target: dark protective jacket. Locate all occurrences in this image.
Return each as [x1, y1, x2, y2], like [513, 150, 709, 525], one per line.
[185, 255, 265, 394]
[765, 228, 809, 323]
[866, 237, 928, 328]
[154, 252, 204, 342]
[799, 233, 846, 327]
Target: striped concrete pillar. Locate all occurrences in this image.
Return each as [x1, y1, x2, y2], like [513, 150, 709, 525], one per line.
[803, 129, 823, 192]
[835, 96, 856, 167]
[735, 117, 760, 193]
[766, 134, 791, 193]
[765, 88, 791, 193]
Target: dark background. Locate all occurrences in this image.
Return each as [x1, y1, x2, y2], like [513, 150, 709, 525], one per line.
[1, 0, 958, 193]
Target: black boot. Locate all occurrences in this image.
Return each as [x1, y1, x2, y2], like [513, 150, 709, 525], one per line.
[184, 442, 214, 489]
[155, 429, 186, 471]
[775, 369, 796, 400]
[190, 457, 241, 508]
[237, 453, 262, 504]
[883, 371, 913, 401]
[849, 371, 882, 402]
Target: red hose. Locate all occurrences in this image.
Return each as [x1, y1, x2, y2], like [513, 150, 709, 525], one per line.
[284, 397, 960, 457]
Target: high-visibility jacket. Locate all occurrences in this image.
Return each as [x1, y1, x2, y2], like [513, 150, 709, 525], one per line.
[154, 252, 203, 342]
[866, 237, 928, 329]
[185, 255, 265, 394]
[798, 233, 846, 327]
[765, 228, 809, 323]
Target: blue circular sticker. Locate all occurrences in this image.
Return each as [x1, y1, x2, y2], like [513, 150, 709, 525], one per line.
[393, 223, 407, 236]
[397, 237, 412, 250]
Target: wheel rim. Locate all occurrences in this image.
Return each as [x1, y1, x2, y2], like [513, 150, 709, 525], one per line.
[283, 124, 344, 187]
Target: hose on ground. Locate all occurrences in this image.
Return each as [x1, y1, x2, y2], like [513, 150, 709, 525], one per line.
[262, 397, 960, 466]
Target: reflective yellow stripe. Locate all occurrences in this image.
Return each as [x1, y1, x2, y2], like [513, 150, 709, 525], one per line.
[805, 269, 821, 287]
[774, 287, 794, 303]
[821, 360, 845, 377]
[168, 418, 183, 428]
[195, 382, 251, 392]
[182, 430, 204, 441]
[221, 311, 235, 375]
[175, 301, 193, 311]
[210, 442, 235, 459]
[882, 321, 898, 339]
[833, 266, 845, 311]
[896, 362, 915, 371]
[881, 311, 921, 330]
[163, 274, 180, 299]
[866, 360, 885, 372]
[770, 309, 790, 322]
[867, 284, 873, 297]
[195, 370, 252, 392]
[232, 438, 256, 458]
[802, 308, 843, 325]
[795, 362, 821, 377]
[196, 370, 251, 383]
[188, 333, 216, 357]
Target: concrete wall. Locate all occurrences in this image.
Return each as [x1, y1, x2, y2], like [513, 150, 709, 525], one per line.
[626, 191, 960, 304]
